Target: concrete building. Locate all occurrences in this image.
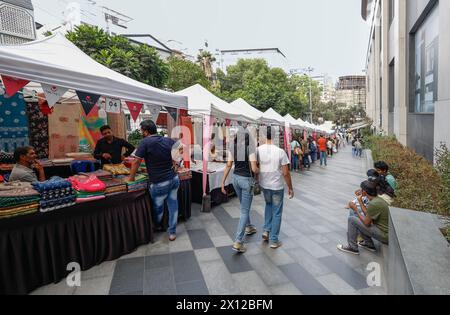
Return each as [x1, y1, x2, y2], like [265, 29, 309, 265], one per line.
[335, 75, 367, 108]
[313, 75, 337, 104]
[217, 48, 288, 72]
[0, 0, 36, 45]
[122, 34, 173, 60]
[362, 0, 450, 162]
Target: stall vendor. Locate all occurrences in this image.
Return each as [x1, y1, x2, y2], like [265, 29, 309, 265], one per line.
[9, 146, 46, 183]
[94, 125, 135, 166]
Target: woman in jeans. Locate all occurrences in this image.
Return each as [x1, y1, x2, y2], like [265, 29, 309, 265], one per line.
[221, 132, 259, 253]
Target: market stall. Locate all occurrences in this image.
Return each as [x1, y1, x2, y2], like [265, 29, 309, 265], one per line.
[0, 34, 192, 294]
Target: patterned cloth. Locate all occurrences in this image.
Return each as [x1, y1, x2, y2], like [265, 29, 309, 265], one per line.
[48, 103, 80, 159]
[0, 93, 29, 153]
[25, 102, 49, 159]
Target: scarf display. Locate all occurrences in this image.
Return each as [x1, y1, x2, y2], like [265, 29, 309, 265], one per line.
[0, 93, 29, 153]
[25, 102, 49, 159]
[126, 174, 148, 193]
[48, 103, 80, 159]
[32, 177, 77, 213]
[0, 182, 40, 219]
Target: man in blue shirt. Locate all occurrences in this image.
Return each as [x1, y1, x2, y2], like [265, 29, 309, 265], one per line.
[128, 120, 180, 241]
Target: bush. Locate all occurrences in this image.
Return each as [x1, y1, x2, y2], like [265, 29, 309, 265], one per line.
[367, 136, 448, 216]
[435, 143, 450, 212]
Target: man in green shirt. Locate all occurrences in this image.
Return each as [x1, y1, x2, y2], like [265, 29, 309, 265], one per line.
[375, 161, 397, 192]
[338, 180, 390, 255]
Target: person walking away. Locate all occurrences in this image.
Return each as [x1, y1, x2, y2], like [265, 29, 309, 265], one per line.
[354, 138, 363, 158]
[309, 137, 317, 164]
[327, 138, 333, 157]
[258, 127, 294, 249]
[221, 132, 259, 253]
[301, 137, 310, 170]
[128, 120, 180, 242]
[317, 135, 328, 167]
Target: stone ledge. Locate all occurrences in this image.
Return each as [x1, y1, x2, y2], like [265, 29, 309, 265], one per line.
[388, 207, 450, 295]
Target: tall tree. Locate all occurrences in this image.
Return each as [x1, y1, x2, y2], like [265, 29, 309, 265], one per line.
[166, 56, 211, 91]
[66, 25, 168, 88]
[197, 51, 216, 81]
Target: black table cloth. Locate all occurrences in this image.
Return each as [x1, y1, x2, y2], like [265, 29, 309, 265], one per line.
[0, 191, 153, 295]
[191, 171, 235, 207]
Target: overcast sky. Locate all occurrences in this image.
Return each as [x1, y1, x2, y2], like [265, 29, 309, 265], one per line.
[33, 0, 370, 80]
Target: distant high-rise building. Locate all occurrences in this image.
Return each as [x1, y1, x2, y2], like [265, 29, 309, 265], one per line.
[313, 75, 336, 104]
[335, 75, 366, 108]
[217, 48, 288, 72]
[0, 0, 36, 45]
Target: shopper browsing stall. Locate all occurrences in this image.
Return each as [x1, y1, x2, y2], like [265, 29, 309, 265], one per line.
[9, 147, 46, 183]
[94, 125, 135, 166]
[128, 120, 180, 242]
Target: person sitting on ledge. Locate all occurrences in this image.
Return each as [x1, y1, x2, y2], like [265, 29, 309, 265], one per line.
[338, 180, 389, 255]
[9, 146, 46, 183]
[374, 161, 397, 192]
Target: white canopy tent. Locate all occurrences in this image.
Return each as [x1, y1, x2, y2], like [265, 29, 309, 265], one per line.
[230, 98, 279, 125]
[284, 114, 302, 129]
[296, 118, 313, 131]
[0, 33, 188, 109]
[176, 84, 255, 123]
[261, 108, 286, 126]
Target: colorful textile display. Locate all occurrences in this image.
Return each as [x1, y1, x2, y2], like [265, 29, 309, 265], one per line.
[32, 177, 76, 213]
[25, 101, 49, 159]
[79, 105, 106, 152]
[0, 93, 30, 153]
[69, 174, 106, 203]
[103, 164, 130, 176]
[48, 103, 80, 159]
[126, 174, 148, 193]
[0, 151, 14, 164]
[0, 182, 40, 219]
[84, 170, 113, 181]
[102, 178, 127, 196]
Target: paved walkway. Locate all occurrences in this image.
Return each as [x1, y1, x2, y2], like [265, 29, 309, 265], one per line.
[31, 146, 387, 295]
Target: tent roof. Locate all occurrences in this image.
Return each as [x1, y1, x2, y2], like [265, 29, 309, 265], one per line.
[284, 114, 302, 128]
[0, 33, 187, 109]
[230, 98, 279, 125]
[262, 108, 286, 125]
[176, 84, 255, 122]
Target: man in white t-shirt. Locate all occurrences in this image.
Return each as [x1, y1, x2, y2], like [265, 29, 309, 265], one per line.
[257, 127, 294, 249]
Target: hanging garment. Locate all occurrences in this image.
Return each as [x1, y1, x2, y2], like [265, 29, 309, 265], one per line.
[79, 105, 106, 152]
[48, 103, 81, 159]
[25, 101, 49, 159]
[0, 93, 30, 152]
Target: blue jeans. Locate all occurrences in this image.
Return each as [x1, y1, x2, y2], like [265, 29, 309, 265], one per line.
[303, 154, 310, 168]
[320, 151, 327, 166]
[291, 151, 299, 170]
[233, 175, 254, 244]
[263, 188, 284, 243]
[311, 151, 317, 163]
[149, 176, 180, 235]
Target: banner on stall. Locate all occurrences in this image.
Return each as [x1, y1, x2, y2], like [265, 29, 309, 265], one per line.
[147, 104, 162, 122]
[1, 75, 30, 97]
[41, 84, 68, 108]
[126, 101, 143, 122]
[76, 91, 101, 116]
[105, 97, 121, 114]
[202, 115, 214, 196]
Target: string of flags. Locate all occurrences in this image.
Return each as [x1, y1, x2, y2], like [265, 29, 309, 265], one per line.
[0, 74, 169, 123]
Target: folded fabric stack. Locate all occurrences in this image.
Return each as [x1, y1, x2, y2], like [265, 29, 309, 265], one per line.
[102, 179, 127, 197]
[84, 170, 113, 181]
[0, 182, 40, 219]
[32, 177, 77, 213]
[52, 158, 75, 166]
[66, 152, 96, 162]
[126, 174, 149, 193]
[0, 151, 15, 164]
[103, 164, 130, 176]
[69, 175, 106, 203]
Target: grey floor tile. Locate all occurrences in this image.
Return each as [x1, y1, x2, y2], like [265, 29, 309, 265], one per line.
[294, 234, 333, 258]
[143, 267, 176, 295]
[285, 246, 332, 277]
[30, 279, 76, 295]
[188, 229, 215, 250]
[176, 279, 209, 295]
[246, 254, 290, 287]
[319, 256, 369, 290]
[82, 260, 116, 280]
[145, 254, 171, 270]
[195, 248, 222, 263]
[217, 246, 254, 274]
[74, 276, 113, 295]
[199, 260, 241, 295]
[316, 273, 359, 295]
[231, 271, 272, 295]
[279, 264, 331, 295]
[261, 246, 296, 266]
[172, 251, 204, 284]
[109, 257, 144, 295]
[269, 283, 303, 295]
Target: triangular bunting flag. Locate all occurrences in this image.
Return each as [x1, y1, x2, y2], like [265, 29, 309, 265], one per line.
[147, 104, 162, 122]
[105, 97, 122, 114]
[76, 91, 101, 116]
[126, 101, 143, 122]
[1, 75, 30, 97]
[166, 107, 178, 122]
[41, 83, 68, 108]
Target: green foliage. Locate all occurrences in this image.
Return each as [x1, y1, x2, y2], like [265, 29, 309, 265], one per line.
[66, 25, 168, 88]
[215, 59, 318, 119]
[312, 102, 366, 126]
[166, 56, 211, 91]
[127, 130, 143, 148]
[368, 136, 448, 216]
[435, 143, 450, 212]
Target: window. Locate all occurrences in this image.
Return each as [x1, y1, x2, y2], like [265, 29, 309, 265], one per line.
[413, 6, 439, 113]
[389, 0, 395, 26]
[389, 60, 395, 113]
